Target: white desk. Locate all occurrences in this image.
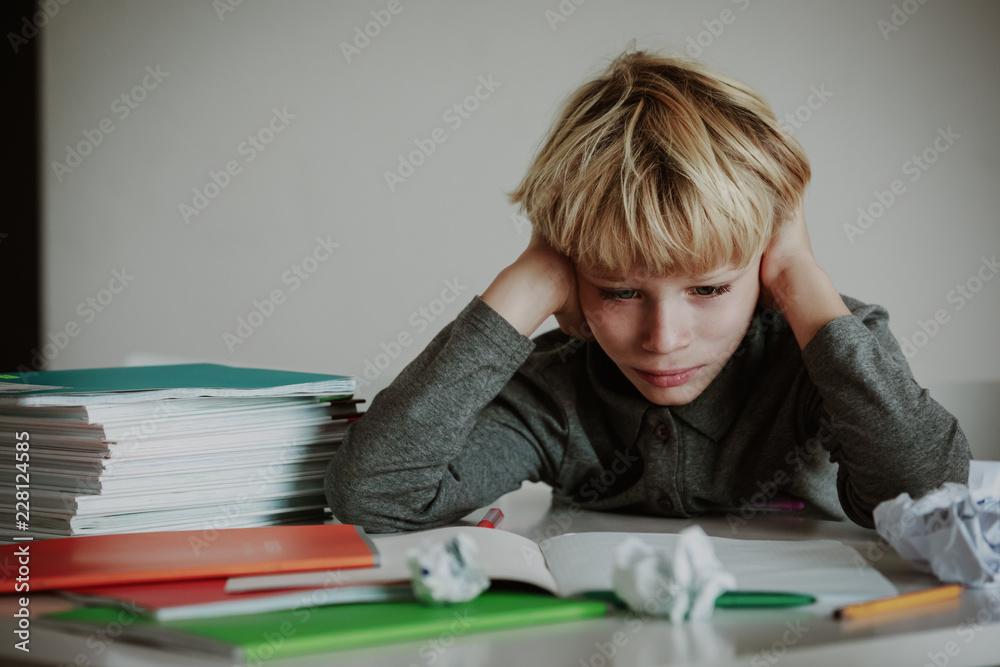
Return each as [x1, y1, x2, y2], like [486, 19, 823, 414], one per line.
[3, 482, 1000, 667]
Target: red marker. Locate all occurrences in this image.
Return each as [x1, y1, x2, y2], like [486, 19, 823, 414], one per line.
[477, 508, 504, 529]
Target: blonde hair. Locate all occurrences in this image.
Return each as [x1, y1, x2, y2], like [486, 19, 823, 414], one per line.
[508, 49, 810, 276]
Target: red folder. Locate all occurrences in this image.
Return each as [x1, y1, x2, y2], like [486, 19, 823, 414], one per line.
[0, 524, 376, 593]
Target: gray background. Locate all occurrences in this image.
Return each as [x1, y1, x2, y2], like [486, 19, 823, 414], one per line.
[38, 0, 1000, 459]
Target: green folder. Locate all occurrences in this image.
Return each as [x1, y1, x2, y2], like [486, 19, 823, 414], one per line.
[42, 591, 609, 662]
[0, 363, 355, 405]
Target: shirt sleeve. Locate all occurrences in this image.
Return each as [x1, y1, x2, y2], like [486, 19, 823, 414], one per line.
[798, 299, 972, 528]
[324, 295, 567, 533]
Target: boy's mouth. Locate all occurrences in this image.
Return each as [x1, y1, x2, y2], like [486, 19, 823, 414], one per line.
[632, 366, 701, 388]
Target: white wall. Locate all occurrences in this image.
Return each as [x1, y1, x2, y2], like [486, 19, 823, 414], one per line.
[40, 0, 1000, 458]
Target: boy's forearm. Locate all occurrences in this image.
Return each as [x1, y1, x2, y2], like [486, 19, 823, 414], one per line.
[770, 261, 852, 350]
[326, 296, 542, 532]
[795, 300, 971, 527]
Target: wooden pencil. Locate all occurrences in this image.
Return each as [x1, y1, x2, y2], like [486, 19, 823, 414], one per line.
[833, 584, 964, 620]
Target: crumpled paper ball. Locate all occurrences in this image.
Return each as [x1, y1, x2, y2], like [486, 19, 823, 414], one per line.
[873, 481, 1000, 587]
[612, 526, 737, 622]
[407, 532, 490, 605]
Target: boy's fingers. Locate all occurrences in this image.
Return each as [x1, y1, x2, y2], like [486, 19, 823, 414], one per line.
[527, 227, 550, 251]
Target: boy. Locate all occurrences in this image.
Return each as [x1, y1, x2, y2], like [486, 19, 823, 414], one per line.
[326, 50, 971, 533]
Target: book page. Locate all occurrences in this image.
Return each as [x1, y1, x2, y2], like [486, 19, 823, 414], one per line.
[0, 382, 67, 392]
[540, 532, 897, 603]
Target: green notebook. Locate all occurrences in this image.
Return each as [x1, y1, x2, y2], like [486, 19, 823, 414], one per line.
[42, 591, 609, 662]
[0, 363, 355, 406]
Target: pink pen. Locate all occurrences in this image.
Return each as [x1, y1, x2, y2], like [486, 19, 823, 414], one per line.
[766, 496, 806, 511]
[477, 508, 504, 529]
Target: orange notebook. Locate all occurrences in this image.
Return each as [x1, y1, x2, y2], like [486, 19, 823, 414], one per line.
[0, 524, 376, 593]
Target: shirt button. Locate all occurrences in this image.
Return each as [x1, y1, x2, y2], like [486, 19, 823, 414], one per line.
[655, 423, 669, 440]
[657, 495, 674, 512]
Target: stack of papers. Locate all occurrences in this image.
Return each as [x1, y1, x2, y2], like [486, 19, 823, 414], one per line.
[0, 364, 358, 538]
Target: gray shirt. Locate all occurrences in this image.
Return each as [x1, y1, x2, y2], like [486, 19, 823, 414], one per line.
[325, 294, 971, 533]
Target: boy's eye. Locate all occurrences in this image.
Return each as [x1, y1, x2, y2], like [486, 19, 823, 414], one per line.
[600, 289, 638, 301]
[693, 285, 733, 298]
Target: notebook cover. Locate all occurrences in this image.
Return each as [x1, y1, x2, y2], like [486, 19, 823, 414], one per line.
[0, 524, 376, 593]
[0, 363, 353, 401]
[43, 591, 609, 660]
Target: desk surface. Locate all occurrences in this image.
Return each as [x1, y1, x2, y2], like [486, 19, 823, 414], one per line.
[3, 482, 999, 667]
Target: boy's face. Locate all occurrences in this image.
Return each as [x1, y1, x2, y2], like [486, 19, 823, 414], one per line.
[576, 257, 762, 406]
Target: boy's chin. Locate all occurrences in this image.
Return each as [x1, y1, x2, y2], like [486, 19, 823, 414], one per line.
[629, 378, 706, 406]
[625, 365, 722, 406]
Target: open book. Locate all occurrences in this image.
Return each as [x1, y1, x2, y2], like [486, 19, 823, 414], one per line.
[228, 526, 898, 605]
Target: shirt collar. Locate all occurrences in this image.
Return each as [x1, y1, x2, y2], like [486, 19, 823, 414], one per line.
[669, 344, 755, 441]
[586, 343, 651, 446]
[586, 308, 774, 443]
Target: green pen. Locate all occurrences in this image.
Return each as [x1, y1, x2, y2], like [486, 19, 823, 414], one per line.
[714, 591, 816, 608]
[582, 590, 816, 609]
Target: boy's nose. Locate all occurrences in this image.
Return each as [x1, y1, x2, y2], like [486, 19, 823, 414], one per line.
[641, 305, 692, 354]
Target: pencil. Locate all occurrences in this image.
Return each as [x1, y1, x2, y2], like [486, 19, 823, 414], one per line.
[833, 584, 964, 620]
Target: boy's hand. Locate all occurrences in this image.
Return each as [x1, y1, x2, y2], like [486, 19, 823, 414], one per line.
[758, 202, 817, 311]
[522, 230, 593, 341]
[758, 202, 851, 349]
[482, 228, 593, 340]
